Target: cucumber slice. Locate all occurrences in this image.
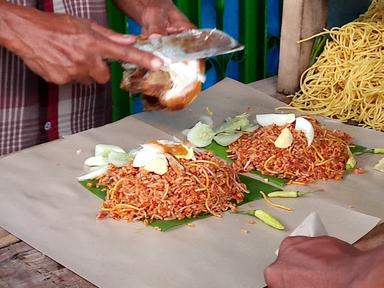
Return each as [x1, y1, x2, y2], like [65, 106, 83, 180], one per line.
[215, 113, 250, 134]
[187, 122, 215, 147]
[214, 132, 243, 146]
[242, 124, 259, 132]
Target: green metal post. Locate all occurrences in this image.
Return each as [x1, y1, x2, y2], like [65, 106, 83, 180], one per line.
[240, 0, 266, 83]
[106, 0, 130, 121]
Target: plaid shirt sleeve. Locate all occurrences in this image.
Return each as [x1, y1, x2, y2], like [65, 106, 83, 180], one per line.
[0, 0, 112, 156]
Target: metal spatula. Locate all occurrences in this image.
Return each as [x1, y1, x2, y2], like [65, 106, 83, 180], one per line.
[123, 29, 244, 69]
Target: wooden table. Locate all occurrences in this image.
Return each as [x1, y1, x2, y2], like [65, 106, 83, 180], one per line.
[1, 77, 383, 287]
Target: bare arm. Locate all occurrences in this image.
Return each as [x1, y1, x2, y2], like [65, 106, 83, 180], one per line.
[113, 0, 194, 35]
[264, 236, 384, 288]
[0, 2, 162, 85]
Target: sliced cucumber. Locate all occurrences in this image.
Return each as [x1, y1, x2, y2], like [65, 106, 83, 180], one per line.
[187, 122, 215, 147]
[214, 132, 243, 146]
[215, 113, 250, 134]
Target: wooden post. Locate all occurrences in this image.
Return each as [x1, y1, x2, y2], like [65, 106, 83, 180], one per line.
[277, 0, 328, 95]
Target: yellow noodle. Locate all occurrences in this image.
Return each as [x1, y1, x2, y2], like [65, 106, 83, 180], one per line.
[290, 1, 384, 131]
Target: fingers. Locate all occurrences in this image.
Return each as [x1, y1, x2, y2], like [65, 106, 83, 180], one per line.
[90, 22, 137, 44]
[167, 9, 195, 34]
[141, 6, 168, 36]
[89, 58, 110, 84]
[98, 38, 163, 70]
[278, 236, 311, 256]
[264, 263, 283, 288]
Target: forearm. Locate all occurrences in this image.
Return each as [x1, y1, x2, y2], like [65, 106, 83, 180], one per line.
[113, 0, 173, 24]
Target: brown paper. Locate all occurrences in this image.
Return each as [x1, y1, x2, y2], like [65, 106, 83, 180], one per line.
[0, 79, 381, 288]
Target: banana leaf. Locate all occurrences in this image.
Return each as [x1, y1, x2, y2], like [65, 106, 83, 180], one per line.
[80, 173, 279, 232]
[205, 141, 287, 187]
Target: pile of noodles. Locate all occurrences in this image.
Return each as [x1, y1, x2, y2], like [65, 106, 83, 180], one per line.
[290, 0, 384, 131]
[227, 117, 352, 184]
[95, 150, 247, 223]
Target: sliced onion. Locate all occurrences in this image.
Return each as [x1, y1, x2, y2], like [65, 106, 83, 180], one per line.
[256, 114, 296, 127]
[108, 151, 133, 167]
[374, 157, 384, 172]
[95, 144, 125, 158]
[295, 117, 314, 146]
[84, 156, 108, 167]
[77, 165, 108, 181]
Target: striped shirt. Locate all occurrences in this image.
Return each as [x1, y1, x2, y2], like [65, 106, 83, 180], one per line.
[0, 0, 112, 155]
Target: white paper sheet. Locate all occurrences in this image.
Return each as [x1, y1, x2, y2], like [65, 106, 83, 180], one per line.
[0, 79, 382, 288]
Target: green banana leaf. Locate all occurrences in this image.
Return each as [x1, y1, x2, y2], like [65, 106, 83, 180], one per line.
[205, 141, 288, 187]
[80, 173, 279, 231]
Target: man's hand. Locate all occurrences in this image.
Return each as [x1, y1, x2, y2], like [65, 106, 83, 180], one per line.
[0, 3, 163, 85]
[264, 236, 384, 288]
[114, 0, 194, 36]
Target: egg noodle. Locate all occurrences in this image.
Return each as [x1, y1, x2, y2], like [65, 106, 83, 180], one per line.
[290, 0, 384, 131]
[95, 150, 247, 224]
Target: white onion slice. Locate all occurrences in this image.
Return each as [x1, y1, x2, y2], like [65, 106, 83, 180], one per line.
[295, 117, 314, 146]
[256, 114, 296, 127]
[84, 156, 108, 167]
[374, 157, 384, 173]
[95, 144, 125, 158]
[108, 151, 133, 167]
[77, 165, 108, 181]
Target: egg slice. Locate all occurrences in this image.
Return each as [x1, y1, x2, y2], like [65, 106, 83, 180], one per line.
[143, 156, 168, 175]
[295, 117, 315, 146]
[133, 144, 166, 168]
[256, 114, 296, 127]
[274, 128, 293, 148]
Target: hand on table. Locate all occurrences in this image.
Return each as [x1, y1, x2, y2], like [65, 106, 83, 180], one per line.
[264, 236, 384, 288]
[0, 3, 163, 85]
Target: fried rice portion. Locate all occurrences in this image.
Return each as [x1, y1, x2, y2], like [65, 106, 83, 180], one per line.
[96, 150, 247, 223]
[228, 117, 352, 184]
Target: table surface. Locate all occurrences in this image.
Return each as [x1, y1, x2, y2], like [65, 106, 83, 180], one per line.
[1, 77, 383, 287]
